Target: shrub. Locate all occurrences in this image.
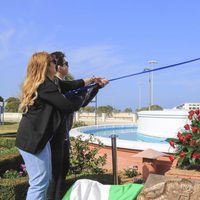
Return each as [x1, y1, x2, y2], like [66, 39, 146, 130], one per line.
[2, 164, 27, 179]
[2, 170, 19, 179]
[69, 135, 107, 175]
[72, 121, 87, 128]
[0, 150, 22, 176]
[167, 110, 200, 169]
[0, 132, 17, 138]
[123, 166, 139, 178]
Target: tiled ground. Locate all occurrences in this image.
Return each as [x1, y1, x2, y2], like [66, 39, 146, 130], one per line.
[91, 144, 173, 176]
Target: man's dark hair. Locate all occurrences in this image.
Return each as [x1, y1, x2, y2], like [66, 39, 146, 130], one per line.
[50, 51, 66, 69]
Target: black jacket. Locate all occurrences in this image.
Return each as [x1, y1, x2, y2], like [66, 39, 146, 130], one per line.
[16, 77, 85, 154]
[64, 84, 100, 132]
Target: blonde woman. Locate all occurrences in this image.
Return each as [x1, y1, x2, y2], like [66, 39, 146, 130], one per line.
[16, 52, 108, 200]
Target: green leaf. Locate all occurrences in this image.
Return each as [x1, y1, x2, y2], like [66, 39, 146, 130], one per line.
[165, 138, 179, 143]
[196, 139, 200, 143]
[186, 146, 195, 152]
[177, 157, 185, 167]
[187, 150, 194, 158]
[189, 158, 196, 166]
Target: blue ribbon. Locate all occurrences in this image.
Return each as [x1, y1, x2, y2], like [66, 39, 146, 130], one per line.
[64, 57, 200, 96]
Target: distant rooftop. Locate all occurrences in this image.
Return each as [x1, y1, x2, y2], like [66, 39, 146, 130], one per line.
[173, 102, 200, 110]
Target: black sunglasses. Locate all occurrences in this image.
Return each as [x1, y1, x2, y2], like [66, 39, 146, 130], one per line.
[63, 61, 69, 67]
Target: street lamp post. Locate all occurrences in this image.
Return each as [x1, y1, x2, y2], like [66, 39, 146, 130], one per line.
[95, 95, 97, 125]
[91, 94, 98, 125]
[137, 82, 142, 110]
[144, 60, 157, 110]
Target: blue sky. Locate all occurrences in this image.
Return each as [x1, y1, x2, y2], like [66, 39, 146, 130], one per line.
[0, 0, 200, 110]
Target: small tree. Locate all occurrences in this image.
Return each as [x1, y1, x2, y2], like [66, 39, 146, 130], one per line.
[0, 96, 3, 102]
[113, 108, 121, 113]
[5, 97, 20, 112]
[124, 108, 133, 113]
[150, 105, 163, 110]
[97, 105, 114, 116]
[81, 106, 95, 113]
[136, 104, 163, 112]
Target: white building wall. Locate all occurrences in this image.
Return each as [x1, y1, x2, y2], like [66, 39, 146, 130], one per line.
[137, 110, 189, 138]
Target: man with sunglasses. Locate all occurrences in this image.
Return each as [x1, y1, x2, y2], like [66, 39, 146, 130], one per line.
[47, 51, 108, 200]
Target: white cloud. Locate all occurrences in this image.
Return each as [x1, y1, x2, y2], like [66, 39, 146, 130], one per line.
[0, 29, 15, 45]
[0, 28, 15, 60]
[69, 45, 144, 81]
[69, 45, 126, 77]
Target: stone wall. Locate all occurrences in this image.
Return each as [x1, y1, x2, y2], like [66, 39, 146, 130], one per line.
[3, 112, 137, 124]
[75, 112, 136, 124]
[3, 112, 22, 122]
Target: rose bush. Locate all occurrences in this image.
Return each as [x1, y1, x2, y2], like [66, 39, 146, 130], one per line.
[166, 110, 200, 169]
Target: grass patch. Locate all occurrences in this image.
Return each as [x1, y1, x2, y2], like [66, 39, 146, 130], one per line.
[0, 173, 113, 200]
[0, 147, 18, 155]
[0, 138, 16, 148]
[0, 123, 19, 134]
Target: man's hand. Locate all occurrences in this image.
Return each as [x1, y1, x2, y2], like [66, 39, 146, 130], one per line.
[92, 77, 109, 88]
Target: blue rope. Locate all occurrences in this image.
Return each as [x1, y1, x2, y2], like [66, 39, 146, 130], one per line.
[64, 57, 200, 96]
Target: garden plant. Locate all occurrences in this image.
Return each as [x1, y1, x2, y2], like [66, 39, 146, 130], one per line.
[167, 110, 200, 169]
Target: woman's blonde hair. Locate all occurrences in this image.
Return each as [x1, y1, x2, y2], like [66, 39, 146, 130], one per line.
[19, 52, 50, 113]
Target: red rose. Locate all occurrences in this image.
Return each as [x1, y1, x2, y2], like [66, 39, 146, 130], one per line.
[197, 115, 200, 121]
[178, 135, 184, 142]
[188, 110, 195, 115]
[195, 110, 200, 115]
[185, 134, 191, 140]
[177, 132, 182, 138]
[188, 111, 195, 120]
[188, 115, 193, 120]
[179, 152, 185, 157]
[189, 110, 195, 115]
[192, 152, 199, 160]
[169, 140, 175, 148]
[190, 140, 196, 146]
[192, 127, 198, 133]
[169, 155, 175, 162]
[183, 139, 187, 144]
[184, 124, 190, 130]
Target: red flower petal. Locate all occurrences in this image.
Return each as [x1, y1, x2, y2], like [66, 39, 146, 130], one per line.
[184, 124, 190, 130]
[169, 155, 175, 162]
[192, 127, 198, 133]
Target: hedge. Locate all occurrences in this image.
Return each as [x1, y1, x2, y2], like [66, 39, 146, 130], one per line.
[0, 177, 28, 200]
[0, 132, 17, 138]
[0, 150, 23, 176]
[0, 137, 16, 148]
[0, 173, 114, 200]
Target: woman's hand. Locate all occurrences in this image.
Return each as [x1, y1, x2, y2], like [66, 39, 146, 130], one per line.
[83, 77, 95, 86]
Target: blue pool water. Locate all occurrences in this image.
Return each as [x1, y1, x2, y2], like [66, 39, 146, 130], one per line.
[79, 125, 167, 144]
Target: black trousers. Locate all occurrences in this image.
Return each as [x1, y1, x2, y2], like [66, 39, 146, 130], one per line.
[46, 125, 70, 200]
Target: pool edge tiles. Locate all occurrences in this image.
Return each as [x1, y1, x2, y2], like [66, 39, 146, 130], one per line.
[70, 124, 174, 153]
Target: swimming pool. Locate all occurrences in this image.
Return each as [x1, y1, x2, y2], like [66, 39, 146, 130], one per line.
[70, 124, 172, 153]
[79, 125, 167, 144]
